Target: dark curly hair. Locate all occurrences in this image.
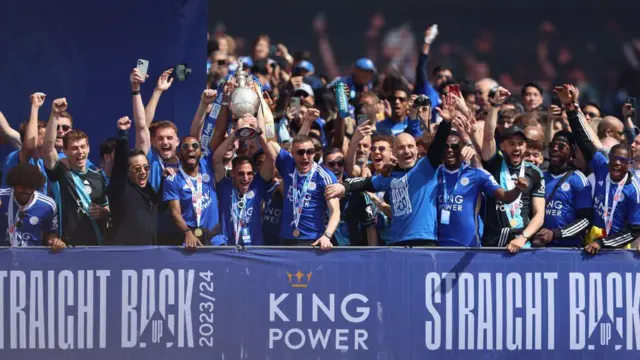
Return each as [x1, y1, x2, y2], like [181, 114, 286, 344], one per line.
[6, 164, 45, 189]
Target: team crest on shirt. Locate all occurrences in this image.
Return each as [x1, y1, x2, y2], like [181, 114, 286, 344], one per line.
[29, 216, 39, 225]
[202, 174, 210, 183]
[561, 182, 571, 191]
[460, 177, 469, 186]
[246, 190, 255, 199]
[84, 186, 92, 195]
[309, 182, 317, 190]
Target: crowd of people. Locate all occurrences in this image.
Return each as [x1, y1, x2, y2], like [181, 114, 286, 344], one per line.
[1, 24, 640, 254]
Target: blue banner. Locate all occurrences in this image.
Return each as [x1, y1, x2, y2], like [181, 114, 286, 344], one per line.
[1, 247, 639, 359]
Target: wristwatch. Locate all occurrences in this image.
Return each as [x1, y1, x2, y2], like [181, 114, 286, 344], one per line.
[521, 231, 530, 240]
[132, 90, 141, 96]
[323, 232, 333, 239]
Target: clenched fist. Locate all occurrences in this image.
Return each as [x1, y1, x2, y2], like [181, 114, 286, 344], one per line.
[30, 92, 46, 108]
[52, 98, 68, 114]
[514, 177, 529, 190]
[201, 89, 217, 105]
[117, 116, 132, 131]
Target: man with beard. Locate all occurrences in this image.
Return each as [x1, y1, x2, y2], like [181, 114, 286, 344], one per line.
[556, 84, 640, 253]
[437, 128, 528, 247]
[44, 99, 110, 246]
[164, 135, 220, 248]
[264, 134, 339, 250]
[213, 115, 276, 245]
[107, 114, 161, 245]
[324, 99, 453, 246]
[323, 148, 377, 246]
[376, 88, 423, 137]
[481, 86, 546, 252]
[345, 123, 372, 177]
[0, 164, 62, 249]
[532, 131, 592, 247]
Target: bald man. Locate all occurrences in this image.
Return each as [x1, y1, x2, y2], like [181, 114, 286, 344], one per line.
[597, 116, 625, 143]
[523, 126, 546, 168]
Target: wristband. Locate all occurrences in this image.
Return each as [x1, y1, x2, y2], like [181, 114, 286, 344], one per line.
[184, 228, 192, 234]
[323, 232, 333, 239]
[132, 90, 140, 96]
[489, 102, 500, 108]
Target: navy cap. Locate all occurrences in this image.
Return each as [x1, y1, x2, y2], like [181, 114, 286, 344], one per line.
[551, 130, 575, 146]
[501, 126, 526, 141]
[355, 58, 376, 72]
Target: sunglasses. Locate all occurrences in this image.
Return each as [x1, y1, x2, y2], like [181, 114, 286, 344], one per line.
[583, 111, 598, 118]
[295, 148, 315, 157]
[180, 142, 200, 151]
[327, 159, 344, 167]
[609, 154, 634, 165]
[371, 145, 387, 153]
[57, 124, 71, 132]
[132, 164, 150, 174]
[549, 141, 569, 151]
[216, 59, 227, 66]
[444, 143, 461, 151]
[390, 96, 408, 103]
[292, 91, 309, 98]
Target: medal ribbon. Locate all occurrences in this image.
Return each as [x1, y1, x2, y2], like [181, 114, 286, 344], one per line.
[439, 164, 466, 207]
[179, 168, 203, 228]
[231, 188, 253, 245]
[290, 164, 317, 232]
[499, 159, 525, 228]
[70, 171, 104, 244]
[603, 173, 627, 236]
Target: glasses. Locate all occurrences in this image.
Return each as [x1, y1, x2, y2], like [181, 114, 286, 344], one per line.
[292, 91, 309, 98]
[57, 124, 71, 132]
[436, 74, 450, 80]
[444, 143, 461, 151]
[131, 164, 150, 174]
[390, 96, 408, 103]
[327, 159, 344, 168]
[609, 154, 634, 165]
[550, 141, 569, 151]
[216, 59, 227, 66]
[371, 145, 387, 153]
[180, 142, 200, 151]
[295, 148, 315, 157]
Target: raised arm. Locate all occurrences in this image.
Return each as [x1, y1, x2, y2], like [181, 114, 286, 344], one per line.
[43, 99, 67, 169]
[556, 85, 601, 163]
[481, 87, 510, 161]
[212, 131, 236, 183]
[190, 89, 217, 140]
[415, 25, 440, 100]
[144, 68, 174, 126]
[345, 124, 372, 177]
[20, 93, 46, 164]
[130, 68, 150, 154]
[209, 81, 234, 152]
[427, 102, 453, 169]
[110, 117, 133, 194]
[298, 108, 319, 136]
[0, 111, 21, 149]
[255, 100, 275, 182]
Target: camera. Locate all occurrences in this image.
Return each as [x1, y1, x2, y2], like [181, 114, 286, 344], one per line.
[413, 94, 431, 108]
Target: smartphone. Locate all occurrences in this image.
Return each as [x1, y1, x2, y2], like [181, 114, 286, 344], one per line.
[629, 97, 637, 117]
[551, 94, 562, 108]
[136, 59, 149, 78]
[290, 97, 301, 116]
[357, 114, 369, 126]
[449, 84, 461, 98]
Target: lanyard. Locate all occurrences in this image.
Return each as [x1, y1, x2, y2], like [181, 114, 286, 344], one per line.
[290, 164, 316, 230]
[7, 192, 36, 247]
[500, 159, 525, 227]
[603, 173, 627, 236]
[179, 168, 203, 227]
[231, 187, 252, 245]
[70, 171, 104, 244]
[439, 165, 466, 205]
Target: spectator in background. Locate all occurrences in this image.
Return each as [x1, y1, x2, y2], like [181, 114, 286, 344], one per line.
[98, 138, 117, 185]
[0, 164, 60, 249]
[582, 102, 602, 123]
[377, 88, 422, 136]
[597, 116, 626, 145]
[521, 83, 544, 112]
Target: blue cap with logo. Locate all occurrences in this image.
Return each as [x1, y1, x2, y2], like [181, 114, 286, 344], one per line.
[295, 60, 315, 73]
[355, 58, 376, 72]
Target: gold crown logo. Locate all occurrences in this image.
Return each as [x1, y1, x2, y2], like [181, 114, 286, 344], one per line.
[287, 270, 312, 288]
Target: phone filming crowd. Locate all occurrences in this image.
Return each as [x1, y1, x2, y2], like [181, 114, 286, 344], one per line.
[1, 25, 640, 255]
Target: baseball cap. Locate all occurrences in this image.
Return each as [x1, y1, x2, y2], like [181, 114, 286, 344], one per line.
[355, 58, 376, 72]
[295, 60, 315, 74]
[551, 130, 575, 147]
[501, 126, 526, 141]
[293, 83, 314, 98]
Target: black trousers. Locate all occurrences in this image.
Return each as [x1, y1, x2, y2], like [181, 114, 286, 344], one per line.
[390, 239, 437, 247]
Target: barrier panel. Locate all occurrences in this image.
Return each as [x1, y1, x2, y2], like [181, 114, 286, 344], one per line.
[0, 246, 639, 359]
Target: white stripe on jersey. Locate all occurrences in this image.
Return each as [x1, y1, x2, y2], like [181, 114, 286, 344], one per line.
[631, 177, 640, 203]
[574, 170, 588, 187]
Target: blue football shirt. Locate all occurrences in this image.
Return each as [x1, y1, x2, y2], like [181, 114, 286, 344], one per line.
[371, 156, 439, 244]
[0, 189, 58, 246]
[376, 117, 422, 137]
[436, 166, 501, 247]
[590, 152, 640, 234]
[147, 149, 180, 193]
[217, 176, 277, 245]
[543, 170, 592, 246]
[262, 190, 283, 245]
[162, 158, 221, 244]
[275, 149, 337, 240]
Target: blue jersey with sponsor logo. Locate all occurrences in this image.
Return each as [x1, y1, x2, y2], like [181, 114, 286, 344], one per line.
[216, 176, 276, 246]
[371, 157, 439, 244]
[436, 166, 501, 247]
[147, 149, 180, 193]
[590, 152, 640, 233]
[0, 189, 58, 246]
[162, 158, 221, 244]
[543, 170, 592, 246]
[275, 149, 337, 240]
[1, 150, 49, 194]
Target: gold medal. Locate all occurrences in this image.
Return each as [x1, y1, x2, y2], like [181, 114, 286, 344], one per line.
[194, 228, 203, 237]
[293, 229, 300, 238]
[510, 219, 518, 227]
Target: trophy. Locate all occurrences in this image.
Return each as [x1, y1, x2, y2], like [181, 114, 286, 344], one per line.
[229, 59, 260, 140]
